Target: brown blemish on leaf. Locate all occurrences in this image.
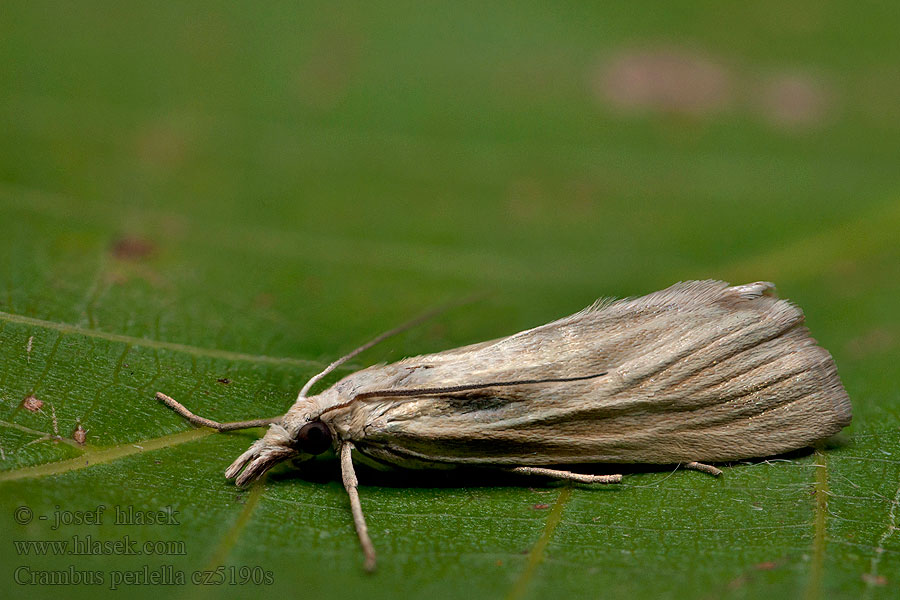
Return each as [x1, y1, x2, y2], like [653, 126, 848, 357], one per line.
[594, 46, 836, 131]
[22, 394, 43, 413]
[845, 327, 895, 360]
[727, 575, 748, 591]
[253, 293, 275, 309]
[594, 47, 734, 117]
[73, 424, 87, 445]
[135, 115, 195, 172]
[756, 72, 832, 131]
[217, 378, 232, 385]
[531, 503, 551, 510]
[719, 558, 783, 594]
[293, 28, 363, 110]
[111, 236, 156, 261]
[861, 573, 888, 586]
[565, 179, 602, 219]
[506, 178, 544, 222]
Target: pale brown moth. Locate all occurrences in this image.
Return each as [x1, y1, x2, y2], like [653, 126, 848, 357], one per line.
[156, 280, 852, 571]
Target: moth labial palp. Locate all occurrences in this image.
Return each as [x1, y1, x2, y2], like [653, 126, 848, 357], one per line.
[156, 280, 852, 572]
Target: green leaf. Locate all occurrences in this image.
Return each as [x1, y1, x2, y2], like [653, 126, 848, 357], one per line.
[2, 2, 899, 599]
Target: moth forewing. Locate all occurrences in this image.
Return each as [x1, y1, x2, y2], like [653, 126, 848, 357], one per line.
[157, 279, 851, 571]
[325, 280, 850, 468]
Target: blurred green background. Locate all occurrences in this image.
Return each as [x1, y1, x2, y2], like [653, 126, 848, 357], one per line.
[1, 2, 899, 599]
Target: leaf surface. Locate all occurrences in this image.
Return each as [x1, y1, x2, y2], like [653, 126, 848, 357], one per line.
[1, 2, 899, 599]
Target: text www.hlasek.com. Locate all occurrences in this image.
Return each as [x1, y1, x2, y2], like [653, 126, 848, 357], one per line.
[14, 535, 185, 556]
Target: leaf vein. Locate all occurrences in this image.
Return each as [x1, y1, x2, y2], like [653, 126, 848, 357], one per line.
[506, 486, 572, 600]
[0, 310, 324, 368]
[862, 477, 900, 597]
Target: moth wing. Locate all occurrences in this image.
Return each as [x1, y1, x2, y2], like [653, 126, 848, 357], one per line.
[341, 281, 851, 466]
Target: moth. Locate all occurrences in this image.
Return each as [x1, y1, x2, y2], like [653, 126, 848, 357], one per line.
[157, 280, 851, 571]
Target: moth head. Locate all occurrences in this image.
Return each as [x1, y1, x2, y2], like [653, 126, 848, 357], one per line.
[224, 402, 336, 486]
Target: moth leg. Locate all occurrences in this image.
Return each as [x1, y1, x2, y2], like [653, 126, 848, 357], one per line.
[155, 392, 279, 431]
[509, 466, 623, 485]
[340, 442, 377, 572]
[683, 461, 723, 477]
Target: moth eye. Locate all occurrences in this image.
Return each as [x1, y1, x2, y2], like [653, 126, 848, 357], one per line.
[296, 421, 333, 455]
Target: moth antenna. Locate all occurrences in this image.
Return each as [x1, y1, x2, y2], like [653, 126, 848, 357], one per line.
[340, 442, 376, 572]
[297, 295, 482, 401]
[351, 372, 608, 401]
[155, 392, 279, 431]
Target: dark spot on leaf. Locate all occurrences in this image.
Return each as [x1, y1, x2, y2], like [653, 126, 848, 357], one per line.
[111, 236, 156, 261]
[73, 424, 87, 445]
[22, 394, 43, 412]
[217, 378, 231, 384]
[532, 503, 551, 510]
